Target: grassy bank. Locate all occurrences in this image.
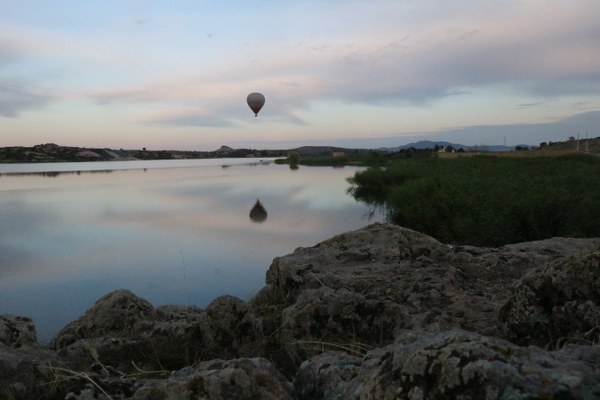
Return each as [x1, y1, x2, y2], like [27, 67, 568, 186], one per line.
[348, 154, 600, 246]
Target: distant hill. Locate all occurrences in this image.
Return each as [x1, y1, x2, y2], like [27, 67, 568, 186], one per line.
[380, 140, 518, 152]
[2, 136, 596, 164]
[400, 140, 467, 150]
[286, 146, 370, 156]
[214, 145, 234, 153]
[542, 136, 600, 153]
[0, 143, 286, 163]
[0, 143, 372, 164]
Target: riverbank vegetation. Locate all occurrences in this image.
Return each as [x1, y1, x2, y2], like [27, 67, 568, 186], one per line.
[347, 153, 600, 246]
[275, 148, 436, 168]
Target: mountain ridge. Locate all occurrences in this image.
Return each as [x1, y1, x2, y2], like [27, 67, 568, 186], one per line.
[3, 137, 592, 163]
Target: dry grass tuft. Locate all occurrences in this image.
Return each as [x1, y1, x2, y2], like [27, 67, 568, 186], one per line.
[291, 340, 373, 357]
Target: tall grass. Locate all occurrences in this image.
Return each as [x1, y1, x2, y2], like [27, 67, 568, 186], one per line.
[348, 154, 600, 246]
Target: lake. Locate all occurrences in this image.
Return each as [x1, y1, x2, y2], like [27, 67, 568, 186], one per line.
[0, 158, 384, 343]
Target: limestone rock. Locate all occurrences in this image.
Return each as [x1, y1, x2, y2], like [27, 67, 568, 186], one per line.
[0, 342, 65, 400]
[132, 357, 295, 400]
[53, 289, 155, 349]
[52, 290, 263, 373]
[0, 315, 37, 348]
[257, 223, 599, 358]
[500, 248, 600, 348]
[295, 330, 600, 399]
[205, 295, 260, 359]
[146, 304, 213, 367]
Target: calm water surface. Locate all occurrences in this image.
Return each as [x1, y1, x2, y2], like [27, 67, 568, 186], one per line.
[0, 159, 384, 343]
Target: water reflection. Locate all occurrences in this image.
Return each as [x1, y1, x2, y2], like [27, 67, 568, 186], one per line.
[0, 169, 114, 178]
[249, 199, 268, 223]
[0, 159, 384, 343]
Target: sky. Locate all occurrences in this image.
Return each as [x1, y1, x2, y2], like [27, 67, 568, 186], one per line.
[1, 0, 599, 151]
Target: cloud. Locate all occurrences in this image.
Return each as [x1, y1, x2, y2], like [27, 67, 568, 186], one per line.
[0, 40, 21, 65]
[242, 1, 593, 106]
[222, 2, 600, 111]
[88, 71, 314, 126]
[0, 81, 52, 117]
[142, 109, 236, 128]
[229, 110, 600, 150]
[6, 1, 596, 126]
[0, 31, 59, 116]
[435, 110, 600, 146]
[0, 39, 47, 116]
[319, 6, 600, 104]
[516, 102, 544, 110]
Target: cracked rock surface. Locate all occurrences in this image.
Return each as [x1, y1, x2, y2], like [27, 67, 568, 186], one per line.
[295, 330, 600, 400]
[262, 223, 599, 353]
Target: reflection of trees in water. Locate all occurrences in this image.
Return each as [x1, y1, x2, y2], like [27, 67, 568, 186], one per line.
[249, 199, 268, 223]
[0, 170, 114, 178]
[223, 161, 272, 170]
[0, 171, 65, 178]
[363, 204, 386, 222]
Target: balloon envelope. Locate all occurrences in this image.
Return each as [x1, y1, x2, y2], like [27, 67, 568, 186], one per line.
[247, 92, 265, 117]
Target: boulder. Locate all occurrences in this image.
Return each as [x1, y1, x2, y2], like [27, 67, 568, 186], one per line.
[0, 343, 65, 400]
[500, 247, 600, 348]
[131, 358, 295, 400]
[205, 295, 261, 359]
[294, 330, 600, 399]
[53, 289, 155, 349]
[148, 304, 213, 367]
[0, 316, 65, 399]
[52, 289, 163, 371]
[53, 290, 263, 373]
[0, 315, 38, 348]
[255, 223, 600, 360]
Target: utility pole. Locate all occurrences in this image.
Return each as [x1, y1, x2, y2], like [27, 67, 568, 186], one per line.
[577, 133, 580, 152]
[586, 132, 589, 153]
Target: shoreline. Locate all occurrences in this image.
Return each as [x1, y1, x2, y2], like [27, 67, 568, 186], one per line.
[2, 223, 600, 398]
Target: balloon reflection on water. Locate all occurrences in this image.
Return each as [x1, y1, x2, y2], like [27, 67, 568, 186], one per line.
[249, 199, 268, 223]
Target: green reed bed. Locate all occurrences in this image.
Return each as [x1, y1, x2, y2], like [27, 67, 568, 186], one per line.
[348, 154, 600, 246]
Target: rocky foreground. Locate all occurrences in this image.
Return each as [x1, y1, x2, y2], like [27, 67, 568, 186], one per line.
[2, 223, 600, 399]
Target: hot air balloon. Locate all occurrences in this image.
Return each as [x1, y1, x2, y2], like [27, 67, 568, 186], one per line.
[247, 92, 265, 117]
